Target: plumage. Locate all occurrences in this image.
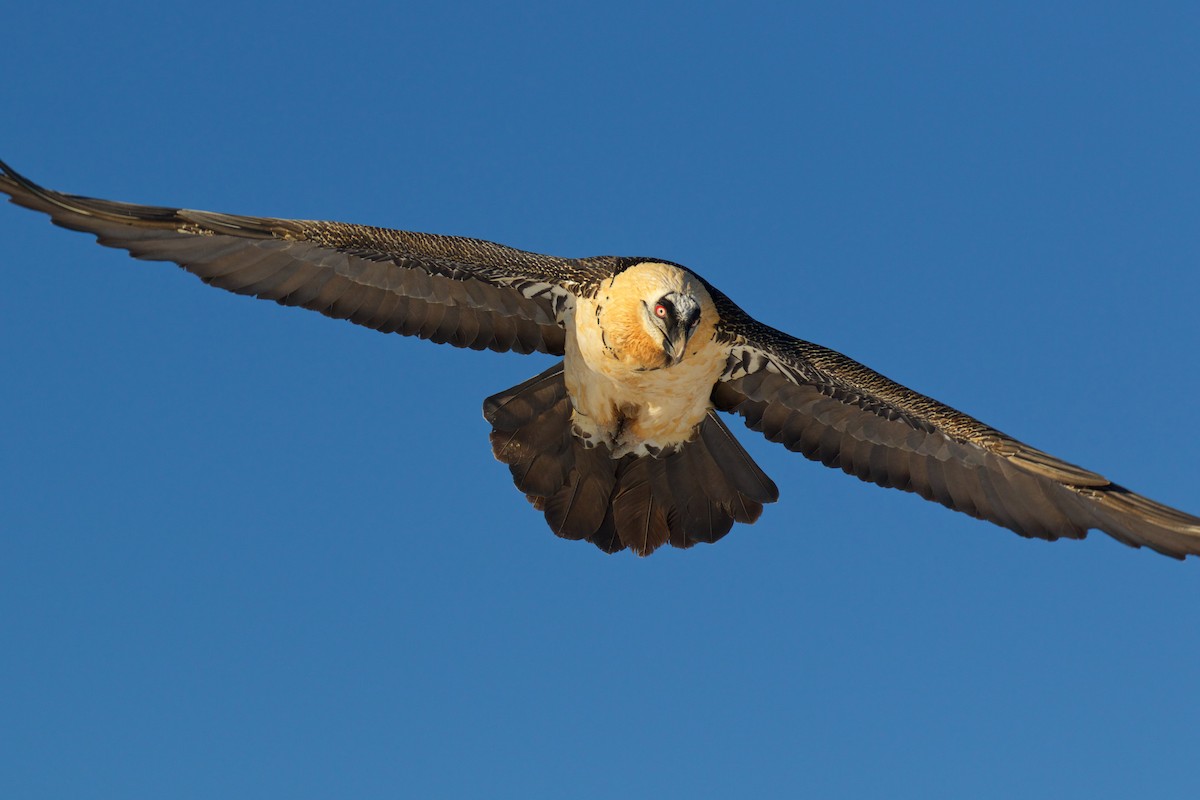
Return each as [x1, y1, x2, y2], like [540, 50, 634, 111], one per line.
[3, 159, 1198, 558]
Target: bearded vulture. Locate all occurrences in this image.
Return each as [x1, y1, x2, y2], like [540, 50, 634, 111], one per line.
[3, 160, 1197, 558]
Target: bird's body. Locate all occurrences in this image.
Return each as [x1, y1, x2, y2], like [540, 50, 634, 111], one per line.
[565, 262, 725, 457]
[3, 159, 1198, 558]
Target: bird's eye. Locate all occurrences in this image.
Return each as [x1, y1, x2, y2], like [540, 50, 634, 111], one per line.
[654, 303, 668, 318]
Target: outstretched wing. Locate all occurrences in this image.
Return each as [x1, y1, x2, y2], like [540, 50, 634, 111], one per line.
[707, 287, 1200, 559]
[0, 160, 611, 355]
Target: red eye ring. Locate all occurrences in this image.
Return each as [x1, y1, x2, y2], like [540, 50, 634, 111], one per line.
[654, 303, 668, 318]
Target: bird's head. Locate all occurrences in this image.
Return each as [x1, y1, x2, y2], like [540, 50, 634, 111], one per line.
[641, 290, 702, 366]
[599, 261, 715, 370]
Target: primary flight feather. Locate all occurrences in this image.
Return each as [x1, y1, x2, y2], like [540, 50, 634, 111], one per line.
[3, 160, 1197, 558]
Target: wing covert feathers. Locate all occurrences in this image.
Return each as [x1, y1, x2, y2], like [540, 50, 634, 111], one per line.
[710, 292, 1200, 559]
[485, 364, 779, 555]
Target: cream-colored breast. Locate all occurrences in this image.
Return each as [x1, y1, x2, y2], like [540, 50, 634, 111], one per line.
[564, 262, 727, 457]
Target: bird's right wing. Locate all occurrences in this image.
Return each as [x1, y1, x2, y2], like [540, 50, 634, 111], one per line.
[1, 160, 618, 355]
[707, 287, 1200, 558]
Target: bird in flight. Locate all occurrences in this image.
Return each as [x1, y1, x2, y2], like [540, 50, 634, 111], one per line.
[3, 160, 1197, 558]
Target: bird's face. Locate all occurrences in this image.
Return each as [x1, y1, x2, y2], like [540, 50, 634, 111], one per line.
[642, 291, 702, 366]
[594, 261, 716, 371]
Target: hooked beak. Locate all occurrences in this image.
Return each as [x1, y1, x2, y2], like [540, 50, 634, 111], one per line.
[661, 293, 702, 365]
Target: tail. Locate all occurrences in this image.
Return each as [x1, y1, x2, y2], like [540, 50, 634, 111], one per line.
[484, 363, 780, 555]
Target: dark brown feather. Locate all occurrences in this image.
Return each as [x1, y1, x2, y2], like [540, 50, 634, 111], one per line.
[610, 457, 672, 555]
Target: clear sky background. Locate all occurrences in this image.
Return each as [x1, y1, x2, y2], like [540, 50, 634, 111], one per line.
[2, 3, 1198, 798]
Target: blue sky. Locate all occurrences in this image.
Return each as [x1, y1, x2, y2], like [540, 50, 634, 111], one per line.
[2, 3, 1198, 797]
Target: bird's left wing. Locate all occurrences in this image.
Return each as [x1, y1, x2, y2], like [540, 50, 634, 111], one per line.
[0, 161, 608, 355]
[706, 286, 1200, 558]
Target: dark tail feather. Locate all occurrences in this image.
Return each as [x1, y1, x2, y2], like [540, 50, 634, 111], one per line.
[484, 363, 574, 498]
[649, 412, 779, 551]
[485, 363, 618, 549]
[484, 368, 779, 556]
[610, 456, 673, 555]
[540, 445, 619, 547]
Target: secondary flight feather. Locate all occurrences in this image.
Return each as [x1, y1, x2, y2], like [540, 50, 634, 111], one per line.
[3, 160, 1197, 558]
